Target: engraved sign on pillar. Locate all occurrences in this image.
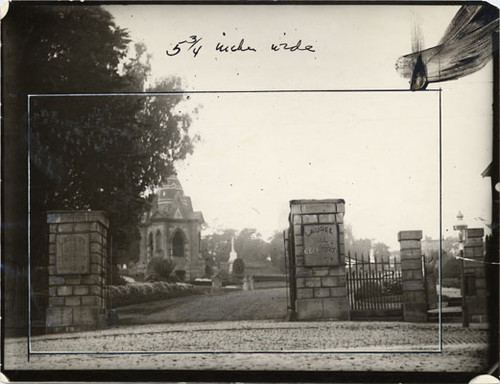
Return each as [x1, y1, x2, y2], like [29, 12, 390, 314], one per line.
[303, 224, 339, 266]
[56, 234, 90, 274]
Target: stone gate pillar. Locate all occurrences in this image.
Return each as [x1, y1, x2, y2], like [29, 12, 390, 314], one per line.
[398, 230, 427, 322]
[46, 211, 108, 333]
[289, 199, 347, 320]
[463, 228, 488, 323]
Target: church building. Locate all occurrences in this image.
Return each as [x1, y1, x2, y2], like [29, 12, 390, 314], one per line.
[135, 175, 205, 281]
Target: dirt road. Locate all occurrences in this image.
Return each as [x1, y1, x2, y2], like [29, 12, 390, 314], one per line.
[115, 287, 288, 325]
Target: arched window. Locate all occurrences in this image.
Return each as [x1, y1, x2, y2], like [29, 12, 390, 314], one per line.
[148, 232, 154, 256]
[155, 230, 162, 251]
[172, 231, 185, 257]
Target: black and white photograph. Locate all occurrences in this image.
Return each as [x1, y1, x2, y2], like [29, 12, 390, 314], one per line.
[1, 1, 499, 382]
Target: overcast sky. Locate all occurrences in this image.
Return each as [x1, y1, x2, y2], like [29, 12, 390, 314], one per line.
[108, 4, 493, 249]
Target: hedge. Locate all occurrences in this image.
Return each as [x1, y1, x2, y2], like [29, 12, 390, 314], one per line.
[108, 281, 199, 307]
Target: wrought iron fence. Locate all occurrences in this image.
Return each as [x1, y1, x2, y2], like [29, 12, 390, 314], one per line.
[346, 252, 403, 311]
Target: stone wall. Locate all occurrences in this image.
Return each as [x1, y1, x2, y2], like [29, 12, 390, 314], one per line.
[46, 211, 108, 333]
[289, 199, 348, 321]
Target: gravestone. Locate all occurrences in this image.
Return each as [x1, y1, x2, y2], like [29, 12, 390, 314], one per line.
[243, 277, 249, 291]
[288, 199, 348, 320]
[46, 211, 108, 333]
[211, 274, 222, 292]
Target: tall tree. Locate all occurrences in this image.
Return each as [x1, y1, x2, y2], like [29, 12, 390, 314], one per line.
[235, 228, 268, 265]
[3, 4, 197, 331]
[19, 6, 197, 257]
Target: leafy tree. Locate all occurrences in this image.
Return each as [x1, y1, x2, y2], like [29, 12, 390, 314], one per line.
[148, 256, 176, 281]
[268, 231, 286, 273]
[3, 4, 198, 329]
[5, 5, 134, 94]
[8, 5, 197, 262]
[235, 228, 268, 265]
[344, 224, 371, 262]
[427, 236, 462, 279]
[202, 229, 237, 264]
[373, 242, 390, 263]
[203, 228, 281, 269]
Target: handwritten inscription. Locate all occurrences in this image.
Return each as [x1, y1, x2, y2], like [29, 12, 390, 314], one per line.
[166, 34, 315, 58]
[56, 234, 90, 274]
[166, 35, 203, 58]
[216, 33, 257, 53]
[303, 224, 339, 266]
[271, 40, 315, 52]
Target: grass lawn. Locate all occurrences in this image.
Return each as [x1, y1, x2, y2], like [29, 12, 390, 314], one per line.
[116, 287, 288, 325]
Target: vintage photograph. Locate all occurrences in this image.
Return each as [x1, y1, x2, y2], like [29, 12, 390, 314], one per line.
[2, 1, 498, 381]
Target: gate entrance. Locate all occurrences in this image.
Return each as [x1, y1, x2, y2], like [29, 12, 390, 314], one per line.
[346, 253, 403, 321]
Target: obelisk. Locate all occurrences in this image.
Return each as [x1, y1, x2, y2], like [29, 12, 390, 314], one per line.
[228, 237, 238, 274]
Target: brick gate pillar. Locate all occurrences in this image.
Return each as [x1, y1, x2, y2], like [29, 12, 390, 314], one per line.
[46, 211, 109, 333]
[289, 199, 348, 321]
[398, 230, 427, 322]
[463, 228, 488, 323]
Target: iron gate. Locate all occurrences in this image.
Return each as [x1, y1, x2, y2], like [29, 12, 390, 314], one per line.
[346, 253, 403, 320]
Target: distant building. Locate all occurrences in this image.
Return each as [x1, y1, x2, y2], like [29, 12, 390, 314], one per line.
[134, 175, 205, 281]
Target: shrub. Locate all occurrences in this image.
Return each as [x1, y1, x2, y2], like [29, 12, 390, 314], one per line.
[148, 256, 175, 280]
[232, 258, 245, 276]
[108, 281, 198, 307]
[383, 280, 403, 295]
[110, 264, 127, 286]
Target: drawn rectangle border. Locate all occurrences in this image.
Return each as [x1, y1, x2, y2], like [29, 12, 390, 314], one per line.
[27, 88, 443, 355]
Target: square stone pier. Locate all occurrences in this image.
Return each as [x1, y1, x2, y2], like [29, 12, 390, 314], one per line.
[46, 211, 109, 333]
[289, 199, 347, 321]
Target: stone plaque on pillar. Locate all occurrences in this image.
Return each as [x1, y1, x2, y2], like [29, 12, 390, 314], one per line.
[56, 234, 90, 274]
[303, 224, 339, 266]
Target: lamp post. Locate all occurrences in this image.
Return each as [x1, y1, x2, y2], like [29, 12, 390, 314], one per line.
[453, 211, 469, 328]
